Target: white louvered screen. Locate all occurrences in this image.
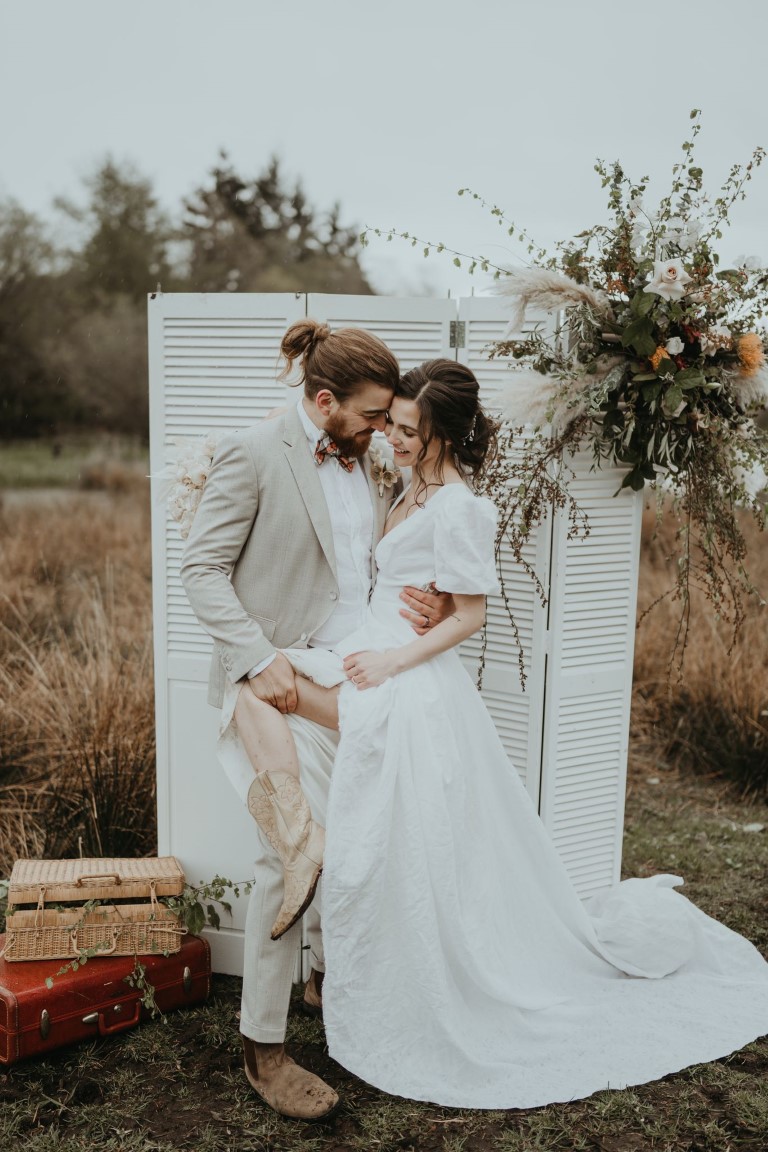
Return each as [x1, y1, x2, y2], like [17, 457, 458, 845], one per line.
[457, 293, 547, 411]
[149, 292, 642, 973]
[149, 294, 306, 671]
[538, 455, 643, 895]
[149, 293, 307, 977]
[308, 294, 453, 369]
[456, 297, 551, 803]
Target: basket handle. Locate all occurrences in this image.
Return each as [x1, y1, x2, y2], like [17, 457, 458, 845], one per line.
[75, 873, 122, 887]
[70, 925, 121, 957]
[34, 886, 47, 926]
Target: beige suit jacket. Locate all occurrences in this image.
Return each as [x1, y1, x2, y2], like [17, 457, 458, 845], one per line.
[181, 404, 394, 707]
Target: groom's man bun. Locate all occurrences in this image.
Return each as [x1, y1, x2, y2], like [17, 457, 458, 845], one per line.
[279, 319, 400, 402]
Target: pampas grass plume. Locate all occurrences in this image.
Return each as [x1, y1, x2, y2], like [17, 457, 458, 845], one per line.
[495, 267, 612, 333]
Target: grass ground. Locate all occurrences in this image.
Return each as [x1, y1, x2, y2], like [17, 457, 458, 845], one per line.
[1, 767, 766, 1152]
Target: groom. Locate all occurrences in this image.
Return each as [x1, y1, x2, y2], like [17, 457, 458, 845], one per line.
[181, 322, 446, 1120]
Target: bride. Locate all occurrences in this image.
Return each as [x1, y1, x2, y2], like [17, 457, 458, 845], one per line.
[281, 358, 768, 1109]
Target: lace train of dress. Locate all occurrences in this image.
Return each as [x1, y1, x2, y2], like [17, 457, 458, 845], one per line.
[289, 484, 768, 1108]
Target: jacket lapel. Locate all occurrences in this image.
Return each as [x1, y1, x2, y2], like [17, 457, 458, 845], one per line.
[282, 406, 337, 580]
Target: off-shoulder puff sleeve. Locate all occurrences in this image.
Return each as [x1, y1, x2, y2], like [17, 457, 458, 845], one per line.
[433, 487, 500, 595]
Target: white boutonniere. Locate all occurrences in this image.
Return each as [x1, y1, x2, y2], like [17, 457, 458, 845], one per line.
[369, 445, 400, 497]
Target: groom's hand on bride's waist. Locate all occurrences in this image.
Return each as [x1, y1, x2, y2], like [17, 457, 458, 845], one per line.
[399, 584, 455, 635]
[247, 652, 299, 713]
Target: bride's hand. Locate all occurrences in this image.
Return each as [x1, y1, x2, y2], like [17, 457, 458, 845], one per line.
[343, 650, 398, 690]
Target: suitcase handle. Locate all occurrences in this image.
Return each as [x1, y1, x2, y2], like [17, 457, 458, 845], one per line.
[82, 1000, 142, 1035]
[75, 873, 122, 887]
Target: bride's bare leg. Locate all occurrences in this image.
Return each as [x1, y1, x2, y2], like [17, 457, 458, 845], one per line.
[294, 678, 341, 731]
[234, 687, 301, 779]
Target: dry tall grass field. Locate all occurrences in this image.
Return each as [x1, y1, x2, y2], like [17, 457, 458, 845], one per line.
[0, 484, 765, 879]
[0, 487, 155, 876]
[634, 504, 768, 794]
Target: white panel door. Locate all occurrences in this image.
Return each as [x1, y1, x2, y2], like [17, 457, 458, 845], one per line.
[148, 292, 306, 974]
[456, 296, 551, 803]
[538, 455, 643, 896]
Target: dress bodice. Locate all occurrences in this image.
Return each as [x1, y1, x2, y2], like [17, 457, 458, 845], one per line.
[366, 483, 498, 643]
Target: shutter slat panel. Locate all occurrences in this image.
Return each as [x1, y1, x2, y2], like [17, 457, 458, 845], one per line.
[539, 451, 642, 894]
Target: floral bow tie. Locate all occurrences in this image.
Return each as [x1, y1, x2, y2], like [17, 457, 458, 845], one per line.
[314, 435, 355, 472]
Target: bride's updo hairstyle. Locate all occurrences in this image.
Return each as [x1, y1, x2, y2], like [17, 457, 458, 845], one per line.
[396, 359, 498, 483]
[279, 319, 399, 402]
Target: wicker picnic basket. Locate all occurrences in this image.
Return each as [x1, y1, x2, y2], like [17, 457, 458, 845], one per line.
[2, 857, 187, 963]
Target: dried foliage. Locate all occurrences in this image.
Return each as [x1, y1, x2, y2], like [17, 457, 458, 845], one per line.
[633, 502, 768, 795]
[366, 112, 768, 670]
[0, 491, 155, 875]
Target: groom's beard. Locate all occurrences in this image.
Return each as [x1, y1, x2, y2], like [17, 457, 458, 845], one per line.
[323, 414, 373, 460]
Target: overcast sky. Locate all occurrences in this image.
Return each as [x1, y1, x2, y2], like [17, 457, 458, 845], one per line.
[2, 0, 767, 296]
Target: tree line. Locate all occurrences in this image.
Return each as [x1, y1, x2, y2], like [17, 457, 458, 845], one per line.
[0, 156, 373, 439]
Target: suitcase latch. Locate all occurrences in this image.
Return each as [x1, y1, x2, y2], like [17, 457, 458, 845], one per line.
[183, 966, 192, 994]
[39, 1009, 51, 1040]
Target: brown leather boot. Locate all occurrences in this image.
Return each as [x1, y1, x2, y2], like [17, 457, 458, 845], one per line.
[300, 968, 324, 1020]
[242, 1038, 339, 1119]
[246, 772, 324, 940]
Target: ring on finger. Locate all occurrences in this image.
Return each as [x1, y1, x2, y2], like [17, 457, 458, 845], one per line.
[422, 613, 430, 628]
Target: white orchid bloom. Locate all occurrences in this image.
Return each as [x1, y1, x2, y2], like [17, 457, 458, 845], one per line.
[665, 337, 685, 356]
[643, 258, 692, 301]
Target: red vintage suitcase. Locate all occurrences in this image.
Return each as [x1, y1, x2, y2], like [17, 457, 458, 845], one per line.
[0, 931, 211, 1065]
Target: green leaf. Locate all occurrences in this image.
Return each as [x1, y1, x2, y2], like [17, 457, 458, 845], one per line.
[642, 381, 662, 402]
[675, 367, 705, 389]
[661, 385, 686, 418]
[185, 900, 206, 937]
[206, 904, 221, 932]
[621, 468, 646, 491]
[620, 317, 656, 358]
[45, 977, 53, 989]
[630, 291, 655, 318]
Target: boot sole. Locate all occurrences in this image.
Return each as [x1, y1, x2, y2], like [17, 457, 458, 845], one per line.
[270, 866, 323, 941]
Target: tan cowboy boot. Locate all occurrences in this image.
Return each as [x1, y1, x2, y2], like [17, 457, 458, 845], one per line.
[242, 1038, 339, 1119]
[300, 967, 324, 1020]
[247, 772, 324, 940]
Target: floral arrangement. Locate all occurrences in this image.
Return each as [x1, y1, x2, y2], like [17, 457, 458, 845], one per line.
[365, 112, 768, 666]
[161, 433, 221, 539]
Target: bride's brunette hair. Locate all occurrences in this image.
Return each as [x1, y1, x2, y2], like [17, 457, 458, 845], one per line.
[396, 359, 498, 484]
[279, 319, 400, 401]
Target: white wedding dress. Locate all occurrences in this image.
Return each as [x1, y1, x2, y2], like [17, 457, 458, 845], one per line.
[292, 481, 768, 1109]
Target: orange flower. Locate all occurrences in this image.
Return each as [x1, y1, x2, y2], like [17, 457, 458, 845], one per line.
[649, 345, 667, 372]
[737, 332, 765, 376]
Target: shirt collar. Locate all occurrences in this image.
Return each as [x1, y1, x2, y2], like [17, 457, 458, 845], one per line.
[297, 398, 325, 449]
